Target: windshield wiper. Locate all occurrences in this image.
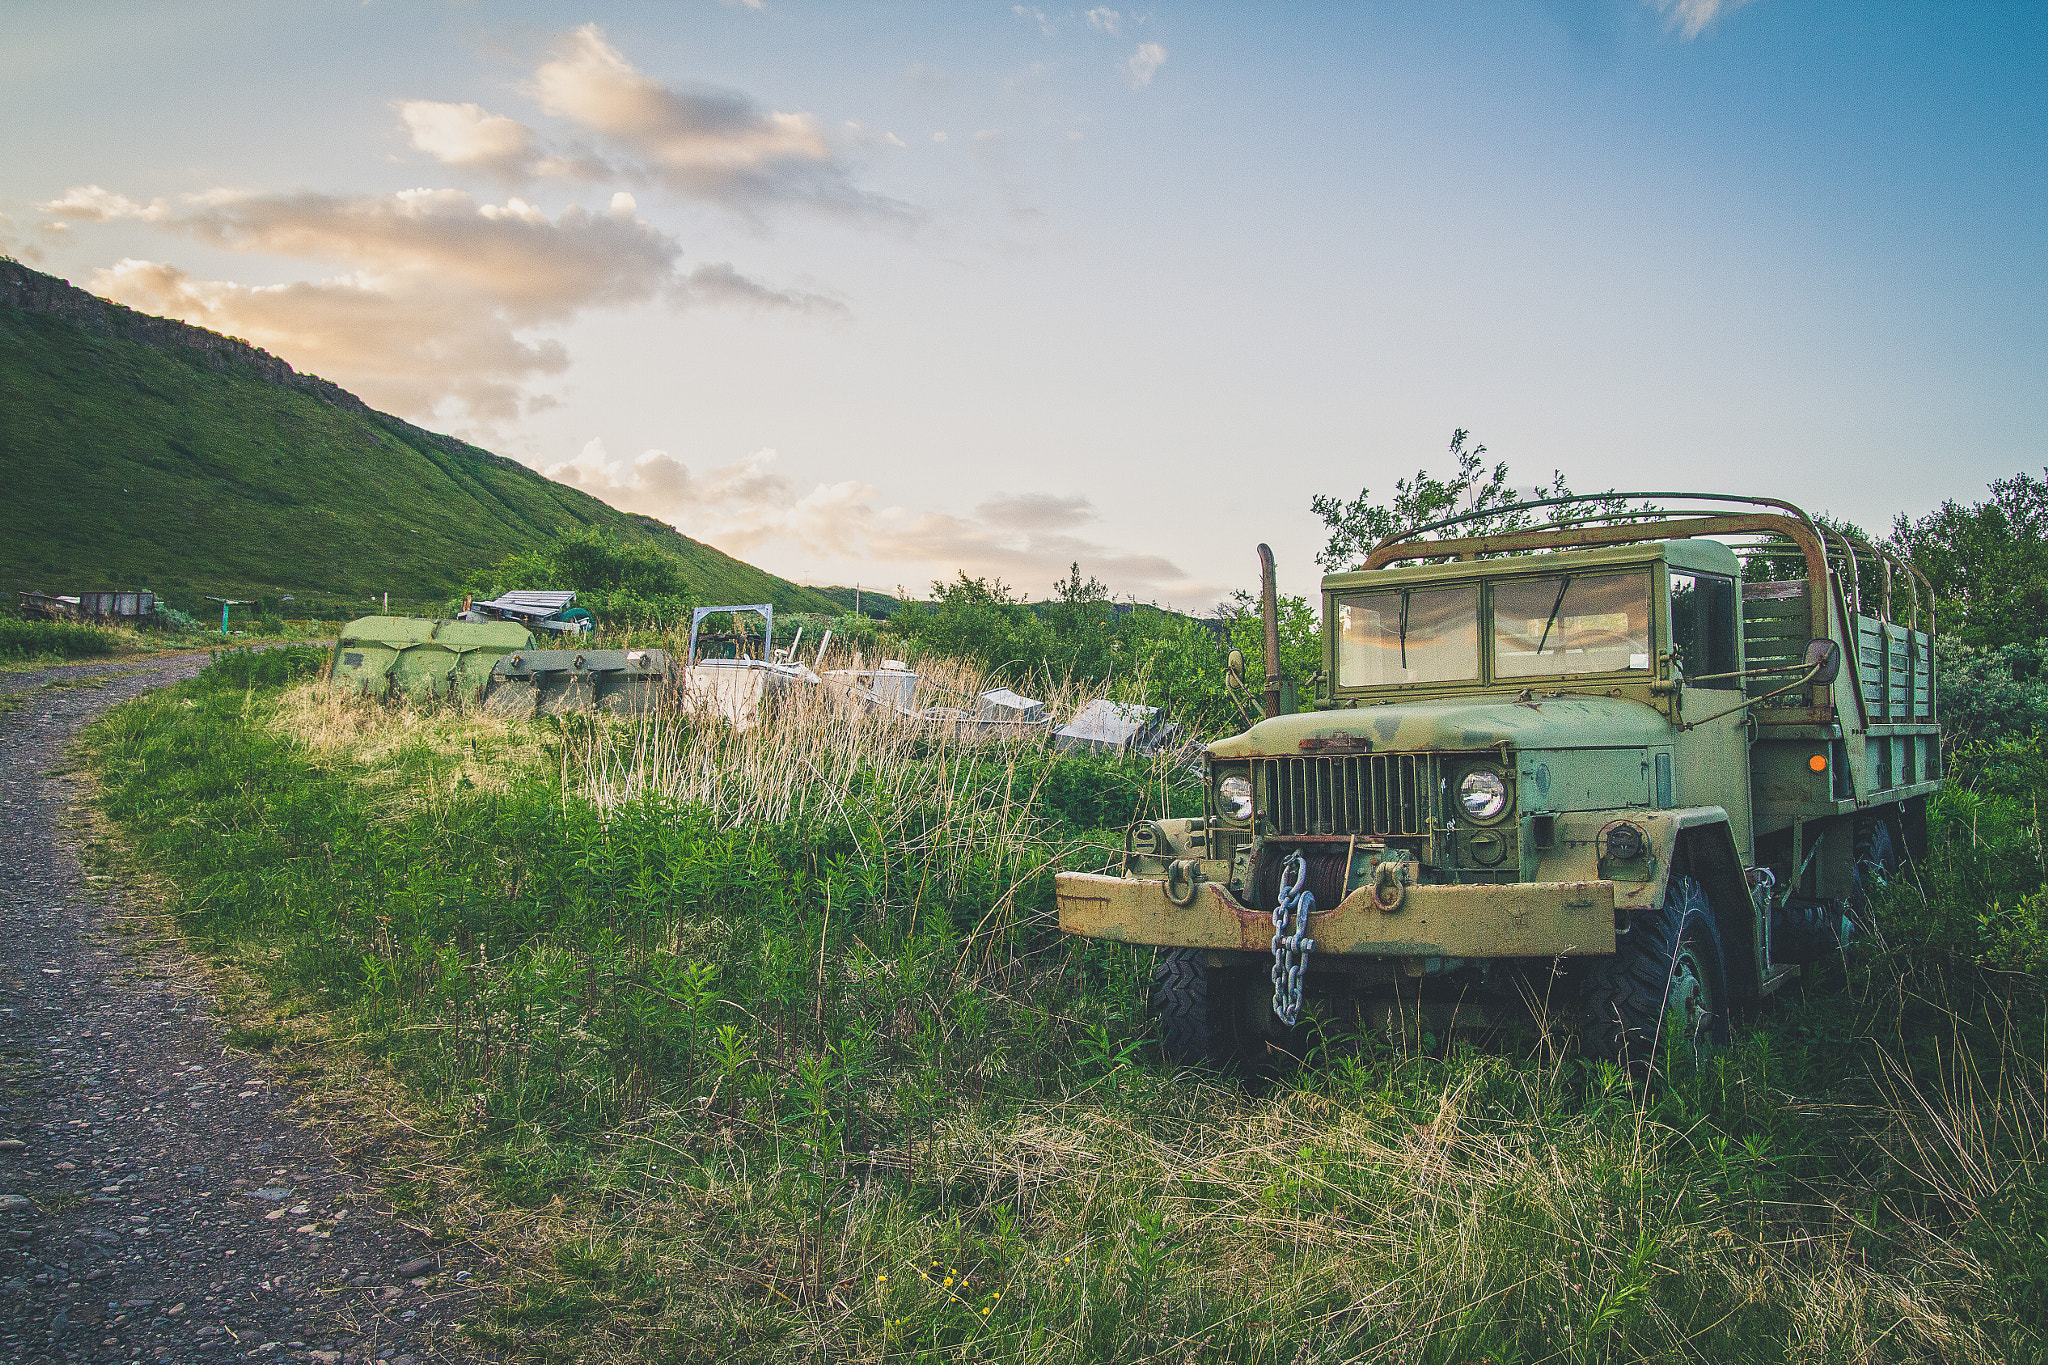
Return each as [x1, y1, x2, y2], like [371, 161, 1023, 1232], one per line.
[1398, 589, 1411, 669]
[1535, 576, 1571, 658]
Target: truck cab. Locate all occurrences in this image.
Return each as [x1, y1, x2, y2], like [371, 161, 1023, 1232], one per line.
[1054, 496, 1939, 1065]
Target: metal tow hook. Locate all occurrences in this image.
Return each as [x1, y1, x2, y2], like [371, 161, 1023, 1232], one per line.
[1271, 850, 1316, 1027]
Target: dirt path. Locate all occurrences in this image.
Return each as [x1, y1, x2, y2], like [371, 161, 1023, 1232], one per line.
[0, 656, 475, 1365]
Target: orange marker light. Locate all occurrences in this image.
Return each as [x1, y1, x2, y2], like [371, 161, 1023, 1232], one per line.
[1808, 754, 1828, 772]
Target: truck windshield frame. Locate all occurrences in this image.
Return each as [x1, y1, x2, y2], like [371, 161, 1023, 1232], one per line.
[1336, 584, 1481, 686]
[1492, 571, 1653, 679]
[1333, 569, 1656, 691]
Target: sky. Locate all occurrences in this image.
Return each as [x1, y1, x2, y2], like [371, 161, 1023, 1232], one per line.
[4, 0, 2043, 609]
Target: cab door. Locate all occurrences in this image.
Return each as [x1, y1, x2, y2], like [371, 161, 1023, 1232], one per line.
[1671, 569, 1754, 858]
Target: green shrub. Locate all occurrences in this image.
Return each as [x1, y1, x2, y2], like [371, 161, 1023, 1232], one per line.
[1935, 636, 2048, 751]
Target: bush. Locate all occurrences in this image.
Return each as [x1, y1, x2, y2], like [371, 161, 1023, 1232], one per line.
[466, 528, 699, 631]
[1934, 635, 2048, 751]
[1028, 749, 1201, 832]
[885, 571, 1322, 740]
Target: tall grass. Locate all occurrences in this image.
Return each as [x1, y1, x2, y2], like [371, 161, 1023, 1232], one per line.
[1, 615, 124, 661]
[82, 654, 2048, 1362]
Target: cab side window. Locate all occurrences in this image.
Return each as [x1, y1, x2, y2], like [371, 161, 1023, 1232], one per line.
[1670, 571, 1739, 688]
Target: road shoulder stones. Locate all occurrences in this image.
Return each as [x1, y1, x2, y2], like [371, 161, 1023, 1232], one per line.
[1, 658, 491, 1364]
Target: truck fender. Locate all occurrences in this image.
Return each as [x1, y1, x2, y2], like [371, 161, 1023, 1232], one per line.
[1609, 807, 1755, 1002]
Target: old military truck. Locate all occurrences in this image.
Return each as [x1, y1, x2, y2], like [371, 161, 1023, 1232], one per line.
[1054, 495, 1940, 1065]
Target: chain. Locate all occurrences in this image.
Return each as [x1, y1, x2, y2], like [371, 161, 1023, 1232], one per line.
[1270, 850, 1316, 1027]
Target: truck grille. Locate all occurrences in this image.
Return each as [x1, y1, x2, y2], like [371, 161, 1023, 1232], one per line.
[1254, 753, 1443, 837]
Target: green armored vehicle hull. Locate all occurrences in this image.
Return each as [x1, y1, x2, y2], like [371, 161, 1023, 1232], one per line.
[1056, 496, 1938, 1065]
[330, 617, 671, 715]
[331, 616, 536, 702]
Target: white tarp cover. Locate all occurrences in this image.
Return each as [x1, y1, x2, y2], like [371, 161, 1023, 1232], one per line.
[1055, 699, 1174, 755]
[978, 687, 1049, 722]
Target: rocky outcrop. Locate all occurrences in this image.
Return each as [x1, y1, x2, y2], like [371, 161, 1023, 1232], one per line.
[0, 257, 523, 472]
[0, 257, 373, 414]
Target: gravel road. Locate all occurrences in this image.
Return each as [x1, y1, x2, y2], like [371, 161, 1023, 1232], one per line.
[1, 655, 479, 1365]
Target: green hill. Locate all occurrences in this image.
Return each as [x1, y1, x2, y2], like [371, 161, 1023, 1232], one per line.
[0, 259, 838, 618]
[813, 585, 904, 618]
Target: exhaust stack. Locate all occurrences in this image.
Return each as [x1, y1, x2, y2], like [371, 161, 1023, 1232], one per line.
[1258, 543, 1281, 719]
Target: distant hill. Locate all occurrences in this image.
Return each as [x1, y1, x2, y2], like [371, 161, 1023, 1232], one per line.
[813, 585, 904, 618]
[0, 260, 839, 618]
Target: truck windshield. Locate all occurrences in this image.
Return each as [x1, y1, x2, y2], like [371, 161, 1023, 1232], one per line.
[1336, 584, 1481, 686]
[1492, 571, 1651, 678]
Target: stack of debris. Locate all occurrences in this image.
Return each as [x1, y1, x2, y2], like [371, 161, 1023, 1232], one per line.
[818, 661, 1053, 740]
[679, 604, 818, 730]
[461, 590, 594, 636]
[18, 590, 157, 624]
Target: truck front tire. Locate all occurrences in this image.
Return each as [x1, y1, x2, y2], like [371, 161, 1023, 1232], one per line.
[1152, 949, 1298, 1067]
[1152, 948, 1243, 1065]
[1575, 873, 1728, 1069]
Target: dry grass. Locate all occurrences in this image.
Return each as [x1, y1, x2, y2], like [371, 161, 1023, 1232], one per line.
[581, 651, 1116, 821]
[270, 679, 558, 803]
[479, 1041, 2015, 1364]
[565, 651, 1169, 939]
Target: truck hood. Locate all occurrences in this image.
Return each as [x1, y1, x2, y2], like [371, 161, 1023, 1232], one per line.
[1207, 694, 1671, 758]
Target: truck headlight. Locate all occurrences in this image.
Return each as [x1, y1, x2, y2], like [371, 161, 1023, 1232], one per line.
[1457, 767, 1509, 823]
[1218, 774, 1253, 823]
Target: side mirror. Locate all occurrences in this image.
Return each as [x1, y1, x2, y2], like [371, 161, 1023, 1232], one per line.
[1803, 638, 1841, 685]
[1225, 648, 1247, 692]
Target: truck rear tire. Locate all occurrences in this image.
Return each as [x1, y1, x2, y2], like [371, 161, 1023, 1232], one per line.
[1770, 900, 1850, 965]
[1852, 811, 1899, 917]
[1575, 874, 1728, 1070]
[1770, 812, 1897, 964]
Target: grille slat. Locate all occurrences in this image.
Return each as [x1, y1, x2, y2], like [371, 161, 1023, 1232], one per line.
[1255, 753, 1441, 837]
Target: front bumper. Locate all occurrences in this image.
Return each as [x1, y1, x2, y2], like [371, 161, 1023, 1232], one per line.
[1054, 870, 1617, 958]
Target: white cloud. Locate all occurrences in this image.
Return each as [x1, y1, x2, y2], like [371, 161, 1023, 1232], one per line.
[673, 261, 847, 315]
[0, 210, 47, 262]
[94, 257, 571, 423]
[1646, 0, 1757, 39]
[530, 24, 910, 222]
[397, 100, 540, 180]
[165, 187, 681, 318]
[36, 185, 169, 222]
[64, 185, 832, 425]
[1012, 6, 1057, 38]
[1123, 42, 1167, 88]
[974, 492, 1095, 531]
[547, 445, 1207, 600]
[547, 443, 878, 556]
[1086, 8, 1122, 35]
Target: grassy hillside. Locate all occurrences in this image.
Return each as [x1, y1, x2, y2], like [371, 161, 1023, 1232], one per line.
[813, 584, 905, 618]
[0, 261, 837, 617]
